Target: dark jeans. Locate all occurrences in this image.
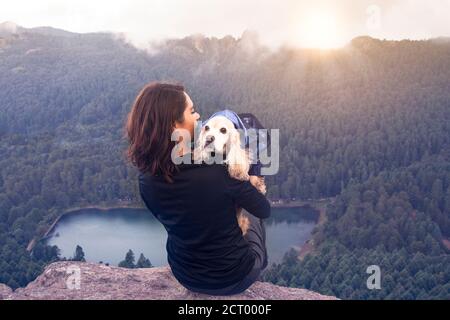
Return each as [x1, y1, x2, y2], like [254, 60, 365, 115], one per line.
[183, 210, 268, 296]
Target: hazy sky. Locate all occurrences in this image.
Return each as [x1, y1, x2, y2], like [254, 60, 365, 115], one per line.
[1, 0, 449, 48]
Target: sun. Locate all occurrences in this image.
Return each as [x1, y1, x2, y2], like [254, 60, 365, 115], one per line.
[294, 10, 343, 49]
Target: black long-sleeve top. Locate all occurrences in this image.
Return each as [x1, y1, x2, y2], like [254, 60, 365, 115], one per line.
[138, 162, 271, 290]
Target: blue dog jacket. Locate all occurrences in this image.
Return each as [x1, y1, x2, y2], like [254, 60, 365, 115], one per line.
[203, 109, 268, 176]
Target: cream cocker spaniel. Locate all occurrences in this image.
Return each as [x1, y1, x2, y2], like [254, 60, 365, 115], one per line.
[194, 115, 266, 235]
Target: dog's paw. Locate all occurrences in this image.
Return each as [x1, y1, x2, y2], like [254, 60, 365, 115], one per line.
[228, 165, 250, 181]
[249, 176, 267, 195]
[237, 212, 250, 236]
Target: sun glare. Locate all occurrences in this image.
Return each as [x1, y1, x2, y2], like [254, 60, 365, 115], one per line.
[294, 10, 343, 49]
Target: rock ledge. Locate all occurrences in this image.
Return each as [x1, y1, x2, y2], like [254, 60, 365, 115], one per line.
[2, 261, 337, 300]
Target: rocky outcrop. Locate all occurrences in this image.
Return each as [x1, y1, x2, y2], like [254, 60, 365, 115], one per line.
[0, 283, 13, 299]
[1, 261, 337, 300]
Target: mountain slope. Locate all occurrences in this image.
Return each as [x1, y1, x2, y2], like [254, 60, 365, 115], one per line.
[0, 23, 449, 299]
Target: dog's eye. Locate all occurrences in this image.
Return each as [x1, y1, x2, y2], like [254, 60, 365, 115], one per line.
[204, 125, 209, 131]
[220, 127, 227, 134]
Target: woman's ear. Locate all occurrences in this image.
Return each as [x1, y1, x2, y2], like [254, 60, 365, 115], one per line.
[226, 129, 250, 181]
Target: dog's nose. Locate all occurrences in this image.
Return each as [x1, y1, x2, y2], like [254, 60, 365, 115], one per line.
[204, 135, 215, 147]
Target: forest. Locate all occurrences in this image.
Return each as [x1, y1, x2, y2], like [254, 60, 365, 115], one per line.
[0, 25, 449, 298]
[262, 155, 450, 299]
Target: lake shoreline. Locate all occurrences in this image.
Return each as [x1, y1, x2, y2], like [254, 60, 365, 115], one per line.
[29, 198, 334, 253]
[42, 205, 321, 266]
[27, 203, 144, 251]
[43, 199, 328, 237]
[41, 204, 148, 241]
[44, 199, 327, 233]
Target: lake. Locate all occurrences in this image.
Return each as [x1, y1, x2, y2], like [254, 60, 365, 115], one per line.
[46, 206, 318, 267]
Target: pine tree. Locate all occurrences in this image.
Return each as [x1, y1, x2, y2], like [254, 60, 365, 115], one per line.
[136, 253, 153, 268]
[72, 245, 86, 262]
[431, 179, 444, 209]
[118, 249, 135, 268]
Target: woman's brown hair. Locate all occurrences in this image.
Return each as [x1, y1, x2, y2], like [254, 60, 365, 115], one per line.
[125, 82, 186, 183]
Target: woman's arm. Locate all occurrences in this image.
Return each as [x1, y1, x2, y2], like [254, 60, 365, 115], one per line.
[227, 178, 271, 219]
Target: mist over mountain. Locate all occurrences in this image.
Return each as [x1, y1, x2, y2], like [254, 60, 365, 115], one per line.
[0, 23, 449, 299]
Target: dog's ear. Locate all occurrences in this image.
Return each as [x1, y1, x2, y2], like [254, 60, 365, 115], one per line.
[226, 129, 250, 181]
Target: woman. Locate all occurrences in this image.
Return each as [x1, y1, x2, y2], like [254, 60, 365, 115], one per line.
[125, 81, 270, 295]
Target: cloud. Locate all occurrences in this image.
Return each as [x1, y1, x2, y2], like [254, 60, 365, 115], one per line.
[0, 0, 449, 49]
[379, 0, 450, 40]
